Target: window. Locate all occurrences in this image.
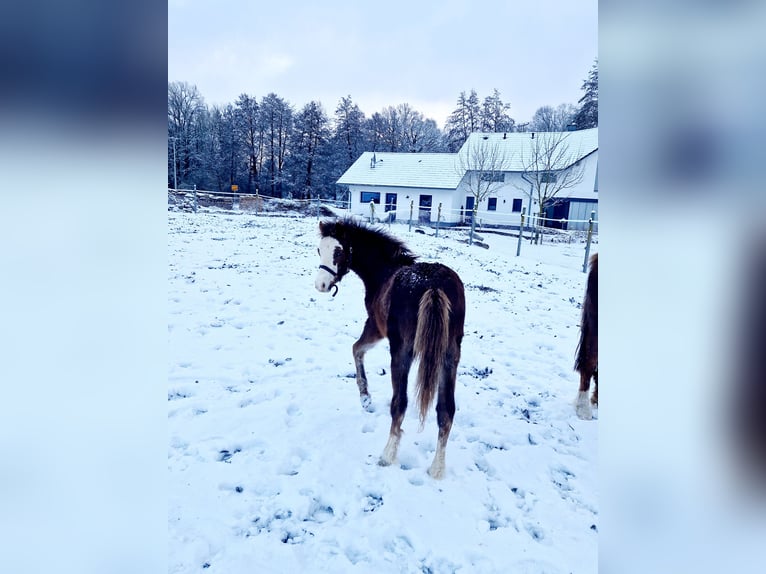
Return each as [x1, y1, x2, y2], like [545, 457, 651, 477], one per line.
[480, 172, 504, 182]
[512, 198, 523, 212]
[487, 197, 497, 211]
[360, 191, 380, 204]
[540, 171, 557, 183]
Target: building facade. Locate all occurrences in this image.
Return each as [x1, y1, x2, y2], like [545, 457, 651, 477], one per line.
[337, 128, 598, 232]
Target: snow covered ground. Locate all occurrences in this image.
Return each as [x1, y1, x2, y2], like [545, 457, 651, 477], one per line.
[168, 210, 598, 573]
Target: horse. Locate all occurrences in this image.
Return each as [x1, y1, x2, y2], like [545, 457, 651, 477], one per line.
[575, 252, 598, 420]
[314, 217, 466, 479]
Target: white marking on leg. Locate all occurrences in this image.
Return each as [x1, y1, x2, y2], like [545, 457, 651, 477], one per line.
[575, 390, 593, 420]
[379, 432, 401, 466]
[428, 441, 447, 480]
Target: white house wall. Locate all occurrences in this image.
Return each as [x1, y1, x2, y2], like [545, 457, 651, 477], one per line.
[343, 150, 598, 230]
[348, 185, 457, 224]
[456, 151, 598, 228]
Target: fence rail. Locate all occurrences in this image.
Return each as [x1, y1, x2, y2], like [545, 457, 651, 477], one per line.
[168, 189, 597, 272]
[168, 188, 351, 215]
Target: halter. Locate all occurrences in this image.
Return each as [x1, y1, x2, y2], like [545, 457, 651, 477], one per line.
[318, 264, 339, 297]
[317, 245, 351, 298]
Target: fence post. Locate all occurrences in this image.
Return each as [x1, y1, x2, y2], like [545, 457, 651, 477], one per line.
[516, 207, 526, 257]
[436, 203, 442, 237]
[409, 200, 414, 232]
[255, 191, 260, 216]
[193, 184, 198, 213]
[315, 197, 319, 220]
[582, 210, 595, 273]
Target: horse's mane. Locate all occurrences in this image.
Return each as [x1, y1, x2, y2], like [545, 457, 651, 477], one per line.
[319, 217, 417, 266]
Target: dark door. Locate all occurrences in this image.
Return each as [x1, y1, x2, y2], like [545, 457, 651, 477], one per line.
[385, 193, 397, 221]
[464, 196, 474, 224]
[419, 194, 432, 223]
[547, 200, 570, 229]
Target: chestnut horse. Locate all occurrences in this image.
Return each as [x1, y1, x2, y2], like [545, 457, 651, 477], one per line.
[575, 252, 598, 419]
[314, 218, 465, 479]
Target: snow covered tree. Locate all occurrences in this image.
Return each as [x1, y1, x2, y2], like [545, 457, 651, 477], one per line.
[480, 89, 515, 133]
[529, 103, 578, 132]
[204, 103, 243, 192]
[444, 90, 481, 151]
[259, 93, 293, 197]
[574, 60, 598, 129]
[289, 101, 331, 199]
[167, 81, 206, 188]
[234, 94, 264, 194]
[332, 95, 367, 168]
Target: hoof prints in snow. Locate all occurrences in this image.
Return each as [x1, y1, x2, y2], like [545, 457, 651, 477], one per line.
[247, 499, 335, 545]
[464, 366, 493, 379]
[218, 448, 241, 463]
[363, 494, 383, 513]
[168, 212, 598, 572]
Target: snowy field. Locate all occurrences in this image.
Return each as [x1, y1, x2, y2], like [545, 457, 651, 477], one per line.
[168, 210, 598, 573]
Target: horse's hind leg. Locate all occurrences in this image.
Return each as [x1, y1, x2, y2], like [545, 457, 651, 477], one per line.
[428, 355, 457, 480]
[352, 318, 382, 412]
[379, 340, 413, 467]
[575, 366, 594, 420]
[591, 368, 598, 406]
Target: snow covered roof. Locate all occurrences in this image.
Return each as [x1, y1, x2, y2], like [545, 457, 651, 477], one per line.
[458, 128, 598, 172]
[336, 128, 598, 188]
[336, 152, 463, 190]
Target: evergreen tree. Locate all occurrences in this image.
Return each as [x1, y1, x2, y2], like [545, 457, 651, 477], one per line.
[332, 95, 367, 167]
[234, 94, 263, 194]
[480, 89, 515, 133]
[444, 89, 482, 151]
[289, 101, 331, 199]
[574, 60, 598, 129]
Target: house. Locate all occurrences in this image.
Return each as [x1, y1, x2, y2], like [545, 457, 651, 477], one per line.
[337, 127, 598, 232]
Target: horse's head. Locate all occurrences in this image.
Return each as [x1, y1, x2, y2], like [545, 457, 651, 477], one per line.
[315, 222, 351, 296]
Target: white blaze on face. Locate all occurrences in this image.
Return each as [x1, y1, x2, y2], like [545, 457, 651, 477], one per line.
[315, 236, 342, 292]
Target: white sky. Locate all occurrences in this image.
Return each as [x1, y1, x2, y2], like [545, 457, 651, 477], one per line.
[168, 0, 597, 129]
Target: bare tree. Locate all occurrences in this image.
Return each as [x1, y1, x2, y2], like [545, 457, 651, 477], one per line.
[168, 81, 205, 187]
[455, 135, 509, 245]
[528, 103, 578, 132]
[513, 131, 586, 243]
[260, 93, 293, 197]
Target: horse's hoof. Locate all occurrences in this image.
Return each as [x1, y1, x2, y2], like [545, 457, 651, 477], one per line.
[427, 466, 445, 480]
[360, 395, 374, 412]
[378, 457, 393, 467]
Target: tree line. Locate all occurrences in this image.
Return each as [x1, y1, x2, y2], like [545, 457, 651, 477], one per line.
[168, 60, 597, 199]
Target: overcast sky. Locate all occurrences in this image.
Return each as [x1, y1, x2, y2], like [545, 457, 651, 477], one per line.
[169, 0, 597, 129]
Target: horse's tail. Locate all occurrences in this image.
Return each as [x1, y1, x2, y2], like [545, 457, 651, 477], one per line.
[575, 253, 598, 372]
[414, 288, 452, 428]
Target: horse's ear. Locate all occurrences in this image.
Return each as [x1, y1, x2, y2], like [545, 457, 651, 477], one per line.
[318, 220, 331, 236]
